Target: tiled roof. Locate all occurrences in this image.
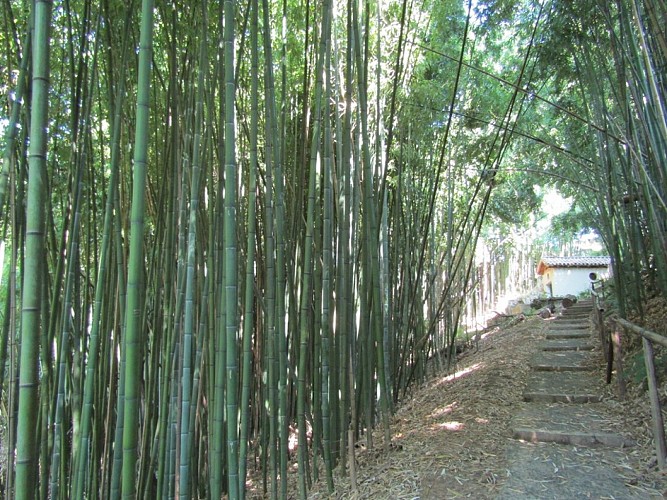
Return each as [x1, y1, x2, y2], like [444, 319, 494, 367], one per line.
[536, 256, 610, 275]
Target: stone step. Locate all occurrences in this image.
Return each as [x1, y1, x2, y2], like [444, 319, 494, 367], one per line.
[532, 351, 594, 371]
[548, 323, 589, 331]
[524, 392, 603, 403]
[559, 316, 592, 322]
[545, 331, 590, 340]
[523, 372, 602, 403]
[497, 442, 646, 499]
[512, 429, 634, 447]
[540, 338, 594, 351]
[511, 404, 635, 448]
[562, 305, 593, 310]
[532, 363, 594, 372]
[556, 313, 591, 318]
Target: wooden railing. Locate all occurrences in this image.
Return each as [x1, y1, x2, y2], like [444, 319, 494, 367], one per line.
[611, 317, 667, 468]
[591, 278, 667, 468]
[590, 280, 619, 388]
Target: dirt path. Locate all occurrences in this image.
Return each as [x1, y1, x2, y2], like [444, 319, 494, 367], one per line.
[306, 315, 667, 499]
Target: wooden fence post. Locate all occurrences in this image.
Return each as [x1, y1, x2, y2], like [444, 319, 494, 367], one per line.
[642, 338, 667, 468]
[612, 324, 626, 400]
[591, 291, 613, 383]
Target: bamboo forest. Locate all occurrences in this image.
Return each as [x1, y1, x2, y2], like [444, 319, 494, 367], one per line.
[0, 0, 665, 497]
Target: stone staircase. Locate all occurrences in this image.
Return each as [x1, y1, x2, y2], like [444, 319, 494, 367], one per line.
[497, 299, 651, 498]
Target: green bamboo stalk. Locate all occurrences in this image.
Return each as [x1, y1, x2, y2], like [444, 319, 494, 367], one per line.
[203, 129, 219, 499]
[320, 54, 334, 490]
[4, 126, 22, 499]
[178, 3, 208, 496]
[630, 0, 667, 162]
[0, 257, 12, 398]
[74, 9, 132, 497]
[223, 0, 240, 496]
[239, 0, 259, 495]
[14, 0, 52, 495]
[120, 0, 155, 495]
[50, 15, 101, 493]
[257, 0, 289, 492]
[187, 267, 211, 497]
[49, 124, 86, 500]
[335, 1, 355, 467]
[171, 102, 192, 496]
[158, 16, 184, 499]
[0, 27, 30, 425]
[211, 158, 226, 498]
[110, 161, 129, 500]
[0, 28, 30, 223]
[262, 51, 279, 500]
[312, 189, 323, 485]
[375, 0, 393, 406]
[351, 0, 390, 451]
[296, 1, 332, 495]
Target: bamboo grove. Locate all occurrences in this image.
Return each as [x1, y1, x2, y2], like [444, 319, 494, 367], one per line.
[0, 0, 666, 498]
[537, 0, 667, 316]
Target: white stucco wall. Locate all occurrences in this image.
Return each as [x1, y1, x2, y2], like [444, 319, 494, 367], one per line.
[542, 266, 609, 297]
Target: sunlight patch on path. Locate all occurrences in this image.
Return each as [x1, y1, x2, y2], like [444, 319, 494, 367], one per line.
[428, 401, 457, 419]
[436, 421, 465, 431]
[436, 362, 484, 386]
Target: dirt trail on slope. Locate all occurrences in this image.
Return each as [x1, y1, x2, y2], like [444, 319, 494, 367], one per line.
[305, 316, 667, 499]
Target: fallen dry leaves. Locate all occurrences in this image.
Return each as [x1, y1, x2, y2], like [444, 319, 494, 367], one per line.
[306, 317, 544, 499]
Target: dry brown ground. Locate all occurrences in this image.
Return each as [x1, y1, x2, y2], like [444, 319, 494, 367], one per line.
[302, 317, 544, 499]
[297, 313, 667, 499]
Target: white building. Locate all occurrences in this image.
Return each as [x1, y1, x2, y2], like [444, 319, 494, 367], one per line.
[536, 256, 611, 297]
